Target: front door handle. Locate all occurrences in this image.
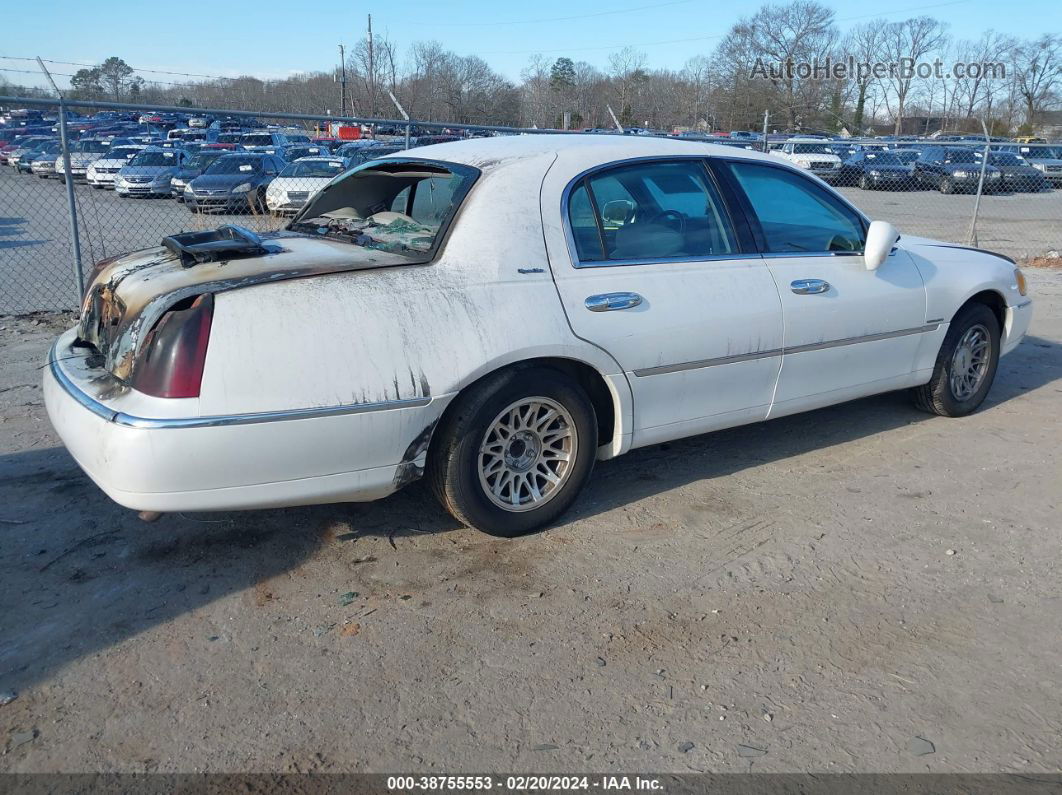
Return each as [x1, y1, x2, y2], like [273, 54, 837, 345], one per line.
[585, 292, 643, 312]
[790, 279, 830, 295]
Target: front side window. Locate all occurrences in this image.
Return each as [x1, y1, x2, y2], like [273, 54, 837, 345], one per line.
[726, 161, 865, 254]
[568, 160, 737, 263]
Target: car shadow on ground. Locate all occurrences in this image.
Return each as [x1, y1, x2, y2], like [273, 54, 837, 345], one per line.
[0, 336, 1057, 692]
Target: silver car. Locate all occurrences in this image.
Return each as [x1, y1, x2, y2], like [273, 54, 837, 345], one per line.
[115, 147, 189, 197]
[86, 145, 147, 188]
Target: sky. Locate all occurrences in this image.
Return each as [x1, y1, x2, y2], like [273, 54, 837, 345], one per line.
[1, 0, 1056, 92]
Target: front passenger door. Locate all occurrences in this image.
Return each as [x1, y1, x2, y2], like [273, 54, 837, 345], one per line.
[718, 160, 928, 418]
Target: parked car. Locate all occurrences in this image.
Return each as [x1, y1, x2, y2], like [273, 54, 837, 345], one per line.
[55, 139, 114, 182]
[86, 145, 147, 188]
[912, 146, 1003, 193]
[183, 152, 284, 213]
[170, 150, 231, 200]
[980, 151, 1050, 192]
[772, 139, 844, 182]
[994, 144, 1062, 185]
[16, 140, 61, 174]
[30, 146, 64, 178]
[115, 147, 189, 197]
[44, 137, 1032, 536]
[3, 135, 53, 167]
[265, 157, 349, 214]
[239, 131, 290, 154]
[188, 115, 214, 129]
[837, 149, 915, 189]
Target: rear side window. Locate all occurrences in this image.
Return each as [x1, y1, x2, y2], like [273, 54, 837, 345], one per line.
[568, 160, 737, 263]
[291, 160, 479, 260]
[726, 161, 865, 254]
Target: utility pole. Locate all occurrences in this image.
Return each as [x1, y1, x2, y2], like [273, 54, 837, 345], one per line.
[338, 44, 347, 126]
[367, 14, 375, 119]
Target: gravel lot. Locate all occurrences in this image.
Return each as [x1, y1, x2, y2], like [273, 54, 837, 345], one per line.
[0, 268, 1059, 773]
[2, 162, 1061, 314]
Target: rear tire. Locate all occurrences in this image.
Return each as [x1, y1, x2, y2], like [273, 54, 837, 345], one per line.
[428, 367, 598, 537]
[911, 303, 1000, 417]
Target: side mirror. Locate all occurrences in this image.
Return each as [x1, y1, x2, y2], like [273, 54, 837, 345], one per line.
[864, 220, 899, 271]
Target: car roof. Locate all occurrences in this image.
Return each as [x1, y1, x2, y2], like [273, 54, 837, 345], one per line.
[388, 133, 781, 172]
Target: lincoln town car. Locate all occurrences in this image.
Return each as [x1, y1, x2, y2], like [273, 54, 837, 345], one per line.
[44, 136, 1033, 536]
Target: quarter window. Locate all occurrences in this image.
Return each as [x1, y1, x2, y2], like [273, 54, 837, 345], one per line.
[726, 162, 865, 253]
[568, 160, 737, 263]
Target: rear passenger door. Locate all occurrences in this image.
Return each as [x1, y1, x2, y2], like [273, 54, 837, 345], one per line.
[541, 157, 784, 447]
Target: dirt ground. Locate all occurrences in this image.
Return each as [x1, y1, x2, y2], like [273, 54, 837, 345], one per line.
[0, 269, 1060, 774]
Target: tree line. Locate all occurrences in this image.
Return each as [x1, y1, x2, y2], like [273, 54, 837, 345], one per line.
[3, 3, 1059, 136]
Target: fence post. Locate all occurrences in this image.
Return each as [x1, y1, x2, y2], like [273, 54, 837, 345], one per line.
[967, 118, 992, 247]
[57, 97, 85, 299]
[35, 57, 85, 302]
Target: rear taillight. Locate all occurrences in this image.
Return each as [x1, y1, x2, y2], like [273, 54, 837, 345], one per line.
[131, 294, 213, 398]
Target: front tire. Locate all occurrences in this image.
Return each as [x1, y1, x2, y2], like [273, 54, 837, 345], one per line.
[911, 303, 1000, 417]
[428, 367, 598, 537]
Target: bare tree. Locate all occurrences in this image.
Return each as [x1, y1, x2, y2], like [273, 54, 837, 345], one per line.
[878, 16, 949, 135]
[1011, 34, 1062, 128]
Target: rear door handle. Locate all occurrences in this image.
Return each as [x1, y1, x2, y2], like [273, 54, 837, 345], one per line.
[585, 292, 643, 312]
[790, 279, 830, 295]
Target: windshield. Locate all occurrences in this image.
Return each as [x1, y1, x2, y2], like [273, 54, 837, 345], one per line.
[104, 146, 142, 161]
[205, 155, 265, 175]
[129, 150, 179, 167]
[290, 160, 478, 259]
[241, 134, 273, 146]
[1021, 146, 1060, 159]
[943, 150, 979, 163]
[892, 151, 919, 162]
[862, 152, 903, 165]
[792, 143, 837, 154]
[281, 160, 347, 178]
[350, 146, 402, 164]
[186, 151, 226, 170]
[72, 140, 110, 153]
[217, 133, 241, 143]
[989, 153, 1023, 166]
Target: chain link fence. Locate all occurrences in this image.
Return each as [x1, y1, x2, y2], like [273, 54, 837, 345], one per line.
[2, 96, 1060, 315]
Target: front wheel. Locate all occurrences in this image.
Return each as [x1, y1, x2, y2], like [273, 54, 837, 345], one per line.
[858, 174, 872, 190]
[428, 367, 598, 537]
[911, 303, 1000, 417]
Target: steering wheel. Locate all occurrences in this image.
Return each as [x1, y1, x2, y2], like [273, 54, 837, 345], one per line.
[651, 209, 686, 234]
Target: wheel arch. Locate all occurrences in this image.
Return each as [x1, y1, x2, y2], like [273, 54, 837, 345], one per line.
[957, 289, 1006, 332]
[429, 356, 630, 464]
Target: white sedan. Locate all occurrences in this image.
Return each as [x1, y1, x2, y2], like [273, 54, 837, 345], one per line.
[265, 156, 348, 215]
[44, 136, 1032, 536]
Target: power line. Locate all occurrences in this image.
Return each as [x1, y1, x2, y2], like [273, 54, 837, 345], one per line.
[0, 55, 241, 82]
[408, 0, 695, 27]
